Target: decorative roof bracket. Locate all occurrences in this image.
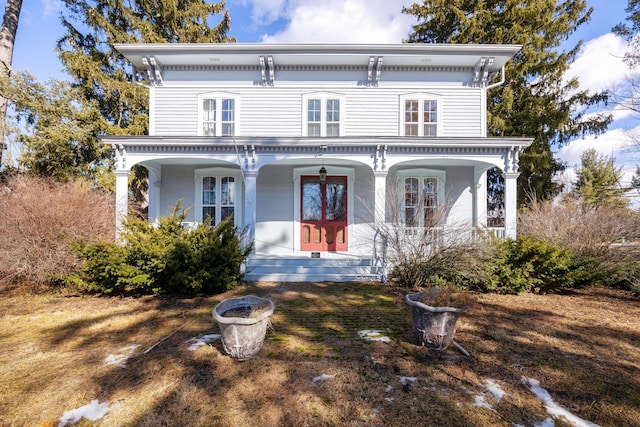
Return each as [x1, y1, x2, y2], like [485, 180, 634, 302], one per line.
[259, 56, 267, 85]
[243, 144, 256, 169]
[473, 58, 486, 87]
[374, 56, 383, 86]
[267, 56, 275, 85]
[473, 57, 495, 88]
[375, 144, 387, 169]
[366, 56, 383, 87]
[259, 55, 275, 86]
[141, 56, 163, 86]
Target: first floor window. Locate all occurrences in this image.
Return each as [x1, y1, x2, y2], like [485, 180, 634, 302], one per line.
[197, 171, 238, 225]
[404, 177, 439, 227]
[203, 176, 235, 223]
[398, 169, 445, 228]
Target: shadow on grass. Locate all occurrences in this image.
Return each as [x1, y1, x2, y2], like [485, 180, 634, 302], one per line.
[10, 283, 640, 426]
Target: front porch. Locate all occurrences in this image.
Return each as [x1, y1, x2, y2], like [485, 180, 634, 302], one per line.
[106, 136, 529, 282]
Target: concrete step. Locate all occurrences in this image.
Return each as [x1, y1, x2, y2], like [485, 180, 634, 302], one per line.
[244, 256, 384, 282]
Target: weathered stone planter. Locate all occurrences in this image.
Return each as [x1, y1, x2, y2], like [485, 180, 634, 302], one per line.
[212, 295, 274, 361]
[405, 291, 463, 351]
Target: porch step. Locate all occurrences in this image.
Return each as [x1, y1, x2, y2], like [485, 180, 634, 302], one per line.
[243, 256, 384, 282]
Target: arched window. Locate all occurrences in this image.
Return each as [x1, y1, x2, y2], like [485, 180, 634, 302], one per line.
[195, 168, 242, 226]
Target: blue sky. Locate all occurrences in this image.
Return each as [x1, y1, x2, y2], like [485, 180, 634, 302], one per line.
[4, 0, 638, 188]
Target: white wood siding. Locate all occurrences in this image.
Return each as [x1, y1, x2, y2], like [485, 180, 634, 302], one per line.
[255, 165, 295, 254]
[151, 85, 484, 137]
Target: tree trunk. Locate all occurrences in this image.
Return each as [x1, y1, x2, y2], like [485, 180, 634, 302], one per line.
[0, 0, 23, 167]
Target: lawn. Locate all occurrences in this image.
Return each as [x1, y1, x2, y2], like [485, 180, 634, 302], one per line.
[0, 281, 638, 426]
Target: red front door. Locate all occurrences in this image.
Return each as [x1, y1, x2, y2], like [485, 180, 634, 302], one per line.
[300, 176, 348, 251]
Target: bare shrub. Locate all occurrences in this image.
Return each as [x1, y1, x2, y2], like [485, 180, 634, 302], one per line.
[366, 181, 490, 289]
[0, 174, 115, 290]
[518, 198, 639, 256]
[518, 198, 640, 287]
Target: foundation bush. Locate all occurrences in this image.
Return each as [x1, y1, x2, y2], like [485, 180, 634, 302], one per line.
[71, 202, 253, 295]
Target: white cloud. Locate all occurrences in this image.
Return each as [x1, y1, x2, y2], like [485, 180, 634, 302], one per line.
[556, 126, 636, 166]
[41, 0, 63, 17]
[236, 0, 288, 26]
[555, 126, 640, 200]
[240, 0, 414, 43]
[567, 33, 629, 93]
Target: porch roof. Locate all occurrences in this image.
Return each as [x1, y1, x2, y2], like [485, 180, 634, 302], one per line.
[103, 135, 532, 150]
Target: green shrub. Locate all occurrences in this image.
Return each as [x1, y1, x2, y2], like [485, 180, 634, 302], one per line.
[480, 236, 581, 294]
[71, 203, 253, 295]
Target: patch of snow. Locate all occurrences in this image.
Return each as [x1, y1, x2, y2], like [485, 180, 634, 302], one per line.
[58, 399, 110, 427]
[312, 374, 335, 385]
[104, 344, 140, 368]
[522, 377, 601, 427]
[512, 423, 526, 427]
[185, 334, 221, 351]
[485, 378, 506, 402]
[385, 385, 392, 393]
[534, 418, 556, 427]
[385, 397, 395, 402]
[358, 329, 391, 342]
[399, 376, 416, 386]
[474, 394, 496, 411]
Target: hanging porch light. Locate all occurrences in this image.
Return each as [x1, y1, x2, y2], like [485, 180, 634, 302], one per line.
[319, 166, 327, 183]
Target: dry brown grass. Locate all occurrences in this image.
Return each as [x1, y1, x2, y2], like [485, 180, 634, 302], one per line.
[0, 282, 638, 427]
[0, 174, 115, 290]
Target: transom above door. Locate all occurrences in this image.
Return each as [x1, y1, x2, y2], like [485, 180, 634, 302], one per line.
[300, 175, 348, 251]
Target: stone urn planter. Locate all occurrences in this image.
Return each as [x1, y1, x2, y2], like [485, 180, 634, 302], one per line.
[405, 290, 464, 352]
[212, 295, 274, 361]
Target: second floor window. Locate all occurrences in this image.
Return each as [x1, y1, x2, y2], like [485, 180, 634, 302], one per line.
[403, 97, 438, 137]
[199, 94, 236, 136]
[304, 94, 343, 137]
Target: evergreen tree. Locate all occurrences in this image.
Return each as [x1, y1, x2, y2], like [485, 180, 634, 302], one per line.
[4, 0, 233, 184]
[572, 148, 627, 208]
[403, 0, 611, 206]
[0, 70, 108, 183]
[613, 0, 640, 41]
[57, 0, 234, 137]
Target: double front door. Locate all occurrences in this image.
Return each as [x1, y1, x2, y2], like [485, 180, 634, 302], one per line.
[300, 176, 347, 251]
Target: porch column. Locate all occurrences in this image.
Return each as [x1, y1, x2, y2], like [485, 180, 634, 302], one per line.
[473, 169, 487, 228]
[374, 171, 387, 226]
[115, 170, 131, 239]
[504, 172, 519, 239]
[374, 170, 388, 281]
[147, 167, 161, 223]
[244, 170, 258, 250]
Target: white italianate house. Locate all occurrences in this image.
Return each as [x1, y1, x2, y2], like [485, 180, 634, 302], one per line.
[106, 43, 532, 282]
